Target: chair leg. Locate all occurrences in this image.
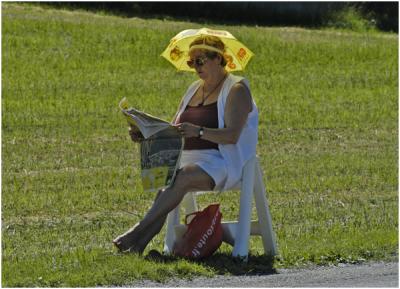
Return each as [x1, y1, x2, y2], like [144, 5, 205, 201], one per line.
[182, 192, 198, 214]
[254, 158, 278, 256]
[163, 205, 180, 254]
[232, 157, 256, 261]
[164, 192, 197, 254]
[182, 192, 198, 223]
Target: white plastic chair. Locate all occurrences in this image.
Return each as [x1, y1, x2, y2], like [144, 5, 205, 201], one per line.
[163, 156, 277, 261]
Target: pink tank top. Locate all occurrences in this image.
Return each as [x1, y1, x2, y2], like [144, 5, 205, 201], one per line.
[176, 102, 219, 150]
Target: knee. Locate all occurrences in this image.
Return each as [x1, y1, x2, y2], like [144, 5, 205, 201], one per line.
[173, 166, 198, 192]
[155, 188, 165, 200]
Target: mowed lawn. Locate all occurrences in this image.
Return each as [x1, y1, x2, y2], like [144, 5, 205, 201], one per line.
[2, 3, 398, 287]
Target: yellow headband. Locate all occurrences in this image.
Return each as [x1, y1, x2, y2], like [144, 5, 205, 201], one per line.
[189, 44, 224, 55]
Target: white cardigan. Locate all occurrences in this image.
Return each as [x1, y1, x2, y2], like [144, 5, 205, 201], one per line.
[175, 74, 259, 191]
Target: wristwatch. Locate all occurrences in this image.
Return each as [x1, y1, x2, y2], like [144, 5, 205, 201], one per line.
[198, 127, 204, 138]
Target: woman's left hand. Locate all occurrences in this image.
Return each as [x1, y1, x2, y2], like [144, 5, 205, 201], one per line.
[174, 122, 200, 138]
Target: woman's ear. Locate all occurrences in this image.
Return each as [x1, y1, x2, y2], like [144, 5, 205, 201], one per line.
[217, 54, 223, 65]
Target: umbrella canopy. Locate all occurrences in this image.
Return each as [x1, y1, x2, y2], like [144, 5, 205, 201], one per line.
[161, 28, 254, 72]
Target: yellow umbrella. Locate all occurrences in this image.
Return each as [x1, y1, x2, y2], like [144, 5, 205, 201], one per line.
[161, 27, 254, 72]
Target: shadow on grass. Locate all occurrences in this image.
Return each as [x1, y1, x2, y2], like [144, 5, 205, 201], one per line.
[144, 250, 277, 276]
[200, 253, 276, 276]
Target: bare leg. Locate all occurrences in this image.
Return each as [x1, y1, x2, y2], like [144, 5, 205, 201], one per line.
[113, 165, 214, 253]
[112, 190, 161, 251]
[113, 188, 168, 252]
[131, 214, 167, 252]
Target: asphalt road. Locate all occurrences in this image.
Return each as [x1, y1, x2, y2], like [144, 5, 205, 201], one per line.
[131, 261, 398, 287]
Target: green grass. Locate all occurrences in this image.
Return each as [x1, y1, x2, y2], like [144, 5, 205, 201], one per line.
[2, 3, 398, 287]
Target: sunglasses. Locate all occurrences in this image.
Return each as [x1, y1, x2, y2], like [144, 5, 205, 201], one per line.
[187, 56, 208, 68]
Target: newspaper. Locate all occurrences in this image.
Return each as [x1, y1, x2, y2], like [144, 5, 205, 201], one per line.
[119, 98, 184, 192]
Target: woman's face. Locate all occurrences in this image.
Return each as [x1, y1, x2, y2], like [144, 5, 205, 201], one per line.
[188, 49, 221, 79]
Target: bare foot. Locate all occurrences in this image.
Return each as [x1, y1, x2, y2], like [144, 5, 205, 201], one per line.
[112, 239, 130, 252]
[127, 243, 145, 255]
[113, 224, 140, 252]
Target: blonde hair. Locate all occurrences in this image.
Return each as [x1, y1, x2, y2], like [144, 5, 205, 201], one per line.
[189, 36, 227, 67]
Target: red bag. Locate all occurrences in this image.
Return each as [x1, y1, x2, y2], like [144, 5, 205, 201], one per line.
[173, 204, 223, 259]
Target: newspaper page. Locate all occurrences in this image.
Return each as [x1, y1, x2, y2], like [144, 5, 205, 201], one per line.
[119, 98, 184, 192]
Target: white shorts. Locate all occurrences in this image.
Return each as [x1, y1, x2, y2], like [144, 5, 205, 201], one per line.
[179, 149, 228, 191]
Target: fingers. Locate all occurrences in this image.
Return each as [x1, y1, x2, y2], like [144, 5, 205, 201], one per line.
[128, 126, 136, 135]
[128, 126, 143, 142]
[174, 123, 200, 138]
[129, 129, 137, 139]
[174, 123, 186, 137]
[129, 126, 140, 135]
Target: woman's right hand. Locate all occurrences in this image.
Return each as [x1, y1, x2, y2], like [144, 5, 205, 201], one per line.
[129, 126, 144, 142]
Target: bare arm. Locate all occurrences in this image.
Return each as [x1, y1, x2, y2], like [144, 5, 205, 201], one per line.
[175, 82, 252, 144]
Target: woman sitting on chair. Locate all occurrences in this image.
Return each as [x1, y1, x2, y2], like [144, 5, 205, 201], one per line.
[113, 35, 259, 254]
